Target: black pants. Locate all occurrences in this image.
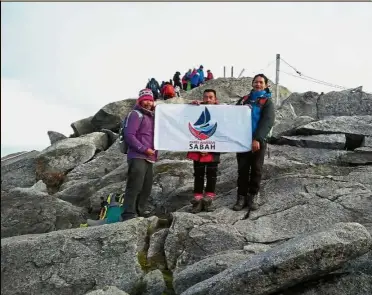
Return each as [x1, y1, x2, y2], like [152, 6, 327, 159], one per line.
[236, 143, 266, 196]
[183, 83, 188, 91]
[152, 91, 159, 100]
[122, 158, 153, 217]
[174, 81, 182, 89]
[193, 161, 218, 194]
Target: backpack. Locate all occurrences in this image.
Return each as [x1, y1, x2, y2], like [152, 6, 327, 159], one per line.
[118, 110, 144, 154]
[163, 84, 175, 97]
[99, 193, 125, 223]
[148, 80, 158, 93]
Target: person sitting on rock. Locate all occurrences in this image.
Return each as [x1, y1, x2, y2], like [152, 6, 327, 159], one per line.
[233, 74, 275, 217]
[187, 89, 220, 213]
[121, 89, 157, 222]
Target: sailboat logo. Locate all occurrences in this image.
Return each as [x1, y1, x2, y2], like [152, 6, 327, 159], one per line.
[188, 107, 218, 140]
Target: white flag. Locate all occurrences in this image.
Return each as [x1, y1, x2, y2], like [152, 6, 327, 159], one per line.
[154, 104, 252, 152]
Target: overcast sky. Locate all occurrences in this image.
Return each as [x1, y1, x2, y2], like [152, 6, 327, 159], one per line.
[1, 2, 371, 156]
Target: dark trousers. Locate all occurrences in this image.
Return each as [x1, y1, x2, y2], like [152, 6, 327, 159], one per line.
[193, 161, 218, 194]
[237, 143, 266, 196]
[183, 83, 188, 91]
[122, 158, 153, 217]
[152, 91, 159, 100]
[174, 81, 182, 89]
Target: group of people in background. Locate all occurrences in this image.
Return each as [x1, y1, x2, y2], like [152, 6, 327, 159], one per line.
[181, 65, 214, 91]
[145, 65, 215, 101]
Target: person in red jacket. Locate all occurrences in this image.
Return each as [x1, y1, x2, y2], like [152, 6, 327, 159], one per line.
[206, 70, 214, 81]
[187, 89, 220, 213]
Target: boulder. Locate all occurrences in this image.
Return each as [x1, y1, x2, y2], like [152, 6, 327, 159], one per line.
[54, 179, 100, 208]
[175, 223, 247, 271]
[340, 148, 372, 165]
[1, 219, 150, 295]
[147, 159, 194, 215]
[47, 131, 67, 145]
[70, 116, 97, 137]
[1, 150, 39, 191]
[64, 138, 124, 184]
[271, 115, 315, 140]
[317, 89, 372, 119]
[164, 213, 210, 271]
[147, 228, 169, 269]
[1, 186, 86, 238]
[100, 129, 119, 146]
[173, 251, 252, 294]
[35, 132, 108, 188]
[142, 269, 166, 295]
[181, 77, 291, 105]
[30, 180, 48, 193]
[362, 136, 372, 147]
[282, 91, 320, 119]
[91, 99, 136, 131]
[281, 273, 372, 295]
[277, 134, 346, 150]
[296, 115, 372, 137]
[85, 286, 129, 295]
[234, 174, 372, 243]
[181, 222, 372, 295]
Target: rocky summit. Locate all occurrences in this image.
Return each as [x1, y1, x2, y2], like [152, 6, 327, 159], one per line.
[1, 78, 372, 295]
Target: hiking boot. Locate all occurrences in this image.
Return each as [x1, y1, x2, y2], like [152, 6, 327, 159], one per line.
[247, 194, 259, 211]
[121, 213, 136, 222]
[202, 197, 213, 212]
[232, 194, 247, 211]
[191, 199, 203, 214]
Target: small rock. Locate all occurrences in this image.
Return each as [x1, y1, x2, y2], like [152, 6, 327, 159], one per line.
[47, 130, 67, 145]
[85, 286, 129, 295]
[142, 269, 166, 295]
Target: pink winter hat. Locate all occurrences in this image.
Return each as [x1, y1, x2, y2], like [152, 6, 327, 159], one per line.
[137, 88, 154, 104]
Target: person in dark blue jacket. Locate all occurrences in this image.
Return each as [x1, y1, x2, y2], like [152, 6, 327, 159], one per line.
[233, 73, 275, 217]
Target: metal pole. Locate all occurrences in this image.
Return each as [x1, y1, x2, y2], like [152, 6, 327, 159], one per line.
[223, 66, 226, 78]
[231, 66, 234, 78]
[238, 69, 245, 78]
[275, 53, 280, 106]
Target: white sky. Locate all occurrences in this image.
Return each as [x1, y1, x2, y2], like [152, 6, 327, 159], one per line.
[1, 2, 372, 156]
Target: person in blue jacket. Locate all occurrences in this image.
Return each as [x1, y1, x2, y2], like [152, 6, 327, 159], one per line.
[190, 69, 200, 89]
[197, 65, 205, 86]
[233, 73, 275, 217]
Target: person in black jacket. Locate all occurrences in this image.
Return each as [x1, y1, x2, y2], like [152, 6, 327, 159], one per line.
[173, 71, 182, 89]
[233, 74, 275, 217]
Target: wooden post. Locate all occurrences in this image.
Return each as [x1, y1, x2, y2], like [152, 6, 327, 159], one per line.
[223, 66, 226, 78]
[231, 66, 234, 78]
